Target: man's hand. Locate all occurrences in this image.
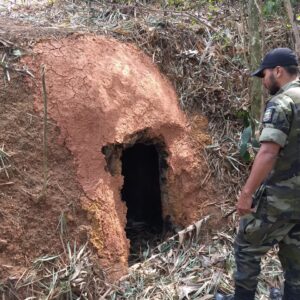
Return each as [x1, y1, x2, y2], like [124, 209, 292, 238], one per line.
[235, 142, 280, 217]
[236, 190, 254, 216]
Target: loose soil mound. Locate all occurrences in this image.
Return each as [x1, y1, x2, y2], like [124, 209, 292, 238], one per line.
[0, 72, 90, 281]
[1, 30, 218, 281]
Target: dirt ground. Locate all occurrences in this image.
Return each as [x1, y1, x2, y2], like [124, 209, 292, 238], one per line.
[0, 19, 224, 282]
[0, 72, 91, 281]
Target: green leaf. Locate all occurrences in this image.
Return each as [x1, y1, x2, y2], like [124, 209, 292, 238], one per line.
[235, 109, 250, 127]
[242, 151, 251, 162]
[239, 143, 248, 157]
[251, 138, 260, 148]
[263, 0, 281, 16]
[241, 126, 252, 145]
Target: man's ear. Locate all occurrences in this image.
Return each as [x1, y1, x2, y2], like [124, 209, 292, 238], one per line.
[276, 66, 284, 78]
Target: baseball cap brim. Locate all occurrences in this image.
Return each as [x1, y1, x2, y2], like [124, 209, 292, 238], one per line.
[251, 66, 265, 77]
[251, 48, 299, 78]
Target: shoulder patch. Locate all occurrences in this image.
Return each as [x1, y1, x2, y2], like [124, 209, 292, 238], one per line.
[263, 108, 274, 123]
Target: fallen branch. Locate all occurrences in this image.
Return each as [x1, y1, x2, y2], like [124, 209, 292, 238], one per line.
[0, 61, 35, 80]
[0, 181, 14, 187]
[0, 38, 14, 48]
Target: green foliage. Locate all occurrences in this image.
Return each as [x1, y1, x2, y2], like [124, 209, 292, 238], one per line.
[237, 111, 260, 162]
[212, 31, 231, 49]
[169, 0, 224, 9]
[235, 110, 250, 127]
[239, 126, 252, 162]
[262, 0, 298, 17]
[168, 0, 185, 7]
[263, 0, 282, 16]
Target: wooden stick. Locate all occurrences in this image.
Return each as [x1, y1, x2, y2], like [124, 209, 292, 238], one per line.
[223, 208, 236, 218]
[41, 65, 48, 199]
[0, 61, 35, 78]
[0, 182, 14, 187]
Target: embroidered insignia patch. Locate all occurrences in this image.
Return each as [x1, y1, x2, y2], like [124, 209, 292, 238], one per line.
[263, 108, 273, 122]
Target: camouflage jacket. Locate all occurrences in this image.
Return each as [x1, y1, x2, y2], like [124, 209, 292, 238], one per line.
[257, 79, 300, 222]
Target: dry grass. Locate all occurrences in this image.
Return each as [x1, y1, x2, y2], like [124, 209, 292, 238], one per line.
[1, 242, 109, 299]
[0, 146, 11, 181]
[0, 216, 283, 299]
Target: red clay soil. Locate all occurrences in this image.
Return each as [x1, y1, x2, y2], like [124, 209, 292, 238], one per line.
[0, 32, 222, 282]
[0, 73, 90, 281]
[22, 34, 217, 279]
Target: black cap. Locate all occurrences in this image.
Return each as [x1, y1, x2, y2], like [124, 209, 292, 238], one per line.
[251, 48, 299, 77]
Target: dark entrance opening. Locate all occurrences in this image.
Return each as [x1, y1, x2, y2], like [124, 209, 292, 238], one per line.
[121, 143, 163, 264]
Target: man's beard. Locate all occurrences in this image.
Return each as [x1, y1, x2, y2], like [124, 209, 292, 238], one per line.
[268, 74, 280, 95]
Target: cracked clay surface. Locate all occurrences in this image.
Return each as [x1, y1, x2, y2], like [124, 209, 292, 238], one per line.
[24, 34, 215, 279]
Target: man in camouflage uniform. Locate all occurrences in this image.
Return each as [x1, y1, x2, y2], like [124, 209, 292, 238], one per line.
[216, 48, 300, 300]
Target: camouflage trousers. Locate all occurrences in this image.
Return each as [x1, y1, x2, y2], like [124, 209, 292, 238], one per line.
[234, 213, 300, 295]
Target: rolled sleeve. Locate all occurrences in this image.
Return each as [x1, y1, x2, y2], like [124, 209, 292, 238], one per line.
[259, 95, 293, 148]
[259, 127, 287, 147]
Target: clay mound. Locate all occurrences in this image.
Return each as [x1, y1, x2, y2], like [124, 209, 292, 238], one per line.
[0, 72, 90, 281]
[17, 34, 215, 279]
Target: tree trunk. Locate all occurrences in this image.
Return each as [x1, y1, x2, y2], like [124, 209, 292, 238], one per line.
[284, 0, 300, 58]
[247, 0, 263, 121]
